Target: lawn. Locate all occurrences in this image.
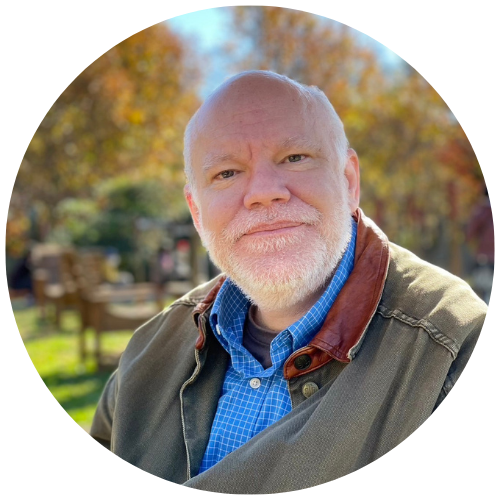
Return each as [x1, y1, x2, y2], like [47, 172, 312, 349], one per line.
[13, 300, 135, 432]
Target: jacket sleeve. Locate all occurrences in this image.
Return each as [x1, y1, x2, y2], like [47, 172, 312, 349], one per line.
[434, 309, 485, 410]
[90, 369, 119, 450]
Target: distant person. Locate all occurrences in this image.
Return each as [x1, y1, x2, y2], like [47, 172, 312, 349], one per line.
[91, 71, 487, 493]
[8, 251, 33, 298]
[151, 245, 175, 301]
[466, 188, 494, 302]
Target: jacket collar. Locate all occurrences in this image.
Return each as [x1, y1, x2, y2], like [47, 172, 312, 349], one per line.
[193, 208, 390, 376]
[193, 275, 226, 350]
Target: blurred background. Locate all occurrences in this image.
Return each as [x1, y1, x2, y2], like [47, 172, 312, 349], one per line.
[6, 7, 493, 432]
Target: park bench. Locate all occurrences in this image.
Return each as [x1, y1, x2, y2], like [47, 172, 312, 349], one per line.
[31, 244, 193, 370]
[31, 245, 80, 328]
[72, 251, 161, 369]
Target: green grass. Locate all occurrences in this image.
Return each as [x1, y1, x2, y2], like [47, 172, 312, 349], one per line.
[14, 303, 135, 432]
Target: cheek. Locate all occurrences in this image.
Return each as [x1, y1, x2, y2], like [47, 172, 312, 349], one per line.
[288, 174, 337, 210]
[290, 176, 351, 230]
[200, 191, 242, 234]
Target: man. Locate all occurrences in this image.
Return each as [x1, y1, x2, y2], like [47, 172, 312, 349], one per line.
[91, 71, 487, 493]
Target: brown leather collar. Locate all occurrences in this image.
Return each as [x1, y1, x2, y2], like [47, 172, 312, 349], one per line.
[284, 208, 390, 378]
[193, 208, 390, 377]
[193, 275, 226, 350]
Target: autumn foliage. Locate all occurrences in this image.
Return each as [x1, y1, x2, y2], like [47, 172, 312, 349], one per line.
[9, 22, 201, 254]
[8, 8, 488, 279]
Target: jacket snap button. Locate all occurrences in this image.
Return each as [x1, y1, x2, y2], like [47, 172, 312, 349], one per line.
[302, 382, 319, 398]
[294, 354, 312, 370]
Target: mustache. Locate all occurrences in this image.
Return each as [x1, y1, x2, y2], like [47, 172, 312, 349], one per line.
[221, 204, 322, 243]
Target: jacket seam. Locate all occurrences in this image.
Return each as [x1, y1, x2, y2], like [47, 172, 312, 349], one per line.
[376, 304, 459, 359]
[169, 298, 205, 308]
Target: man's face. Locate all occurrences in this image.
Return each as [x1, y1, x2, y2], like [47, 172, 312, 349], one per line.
[186, 79, 359, 311]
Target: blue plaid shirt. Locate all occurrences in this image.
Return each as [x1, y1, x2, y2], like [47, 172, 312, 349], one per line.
[198, 220, 357, 473]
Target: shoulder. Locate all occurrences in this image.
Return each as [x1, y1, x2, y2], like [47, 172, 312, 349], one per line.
[168, 275, 225, 307]
[379, 243, 487, 350]
[118, 275, 223, 369]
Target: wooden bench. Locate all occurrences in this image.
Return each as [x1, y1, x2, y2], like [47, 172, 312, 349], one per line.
[32, 245, 194, 370]
[31, 245, 79, 328]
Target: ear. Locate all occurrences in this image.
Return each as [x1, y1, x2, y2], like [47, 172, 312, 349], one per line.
[184, 184, 203, 234]
[344, 148, 360, 213]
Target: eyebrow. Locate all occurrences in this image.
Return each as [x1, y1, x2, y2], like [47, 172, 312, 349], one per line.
[280, 136, 321, 153]
[202, 153, 237, 172]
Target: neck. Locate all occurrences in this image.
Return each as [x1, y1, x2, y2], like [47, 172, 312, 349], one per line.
[252, 284, 328, 332]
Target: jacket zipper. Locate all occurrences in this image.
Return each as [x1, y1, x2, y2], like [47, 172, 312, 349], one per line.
[179, 314, 206, 481]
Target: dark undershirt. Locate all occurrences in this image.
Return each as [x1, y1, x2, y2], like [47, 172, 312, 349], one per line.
[242, 305, 280, 369]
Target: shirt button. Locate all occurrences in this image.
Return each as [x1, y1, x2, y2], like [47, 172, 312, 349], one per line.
[215, 324, 222, 336]
[294, 354, 312, 370]
[302, 382, 319, 398]
[249, 378, 261, 389]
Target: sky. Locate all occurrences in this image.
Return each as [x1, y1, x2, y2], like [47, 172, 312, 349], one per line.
[168, 8, 231, 52]
[166, 7, 403, 97]
[167, 8, 236, 97]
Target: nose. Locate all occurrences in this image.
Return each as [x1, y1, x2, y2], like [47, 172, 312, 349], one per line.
[243, 163, 291, 209]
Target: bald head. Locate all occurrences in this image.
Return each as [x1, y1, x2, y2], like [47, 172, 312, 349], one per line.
[191, 71, 315, 121]
[183, 71, 349, 199]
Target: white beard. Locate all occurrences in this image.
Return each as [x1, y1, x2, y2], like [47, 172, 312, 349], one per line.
[198, 181, 353, 312]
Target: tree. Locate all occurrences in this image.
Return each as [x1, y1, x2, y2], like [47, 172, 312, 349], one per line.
[14, 21, 201, 237]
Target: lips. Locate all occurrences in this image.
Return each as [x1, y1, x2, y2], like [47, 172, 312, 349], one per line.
[244, 221, 304, 237]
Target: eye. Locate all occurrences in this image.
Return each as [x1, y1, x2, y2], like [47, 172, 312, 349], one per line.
[216, 170, 235, 179]
[286, 154, 305, 163]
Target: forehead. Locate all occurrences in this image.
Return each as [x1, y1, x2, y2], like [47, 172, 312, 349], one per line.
[191, 85, 328, 162]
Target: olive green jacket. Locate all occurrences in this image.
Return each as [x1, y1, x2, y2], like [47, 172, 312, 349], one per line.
[91, 211, 486, 493]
